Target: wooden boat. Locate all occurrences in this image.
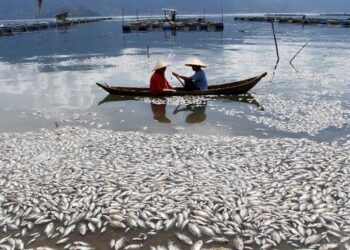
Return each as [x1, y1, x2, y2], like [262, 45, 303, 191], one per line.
[96, 72, 267, 96]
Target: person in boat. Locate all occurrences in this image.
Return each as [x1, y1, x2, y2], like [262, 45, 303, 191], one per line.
[172, 58, 208, 91]
[150, 59, 174, 95]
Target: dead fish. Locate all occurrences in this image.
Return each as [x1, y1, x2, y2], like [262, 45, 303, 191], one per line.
[199, 226, 215, 237]
[232, 213, 242, 225]
[0, 236, 11, 245]
[109, 220, 126, 229]
[78, 223, 87, 236]
[271, 231, 281, 244]
[261, 243, 272, 250]
[57, 237, 70, 245]
[305, 235, 322, 245]
[192, 210, 211, 220]
[165, 218, 177, 231]
[175, 233, 193, 245]
[127, 216, 138, 228]
[155, 220, 163, 231]
[191, 240, 203, 250]
[212, 237, 229, 243]
[62, 224, 75, 237]
[110, 239, 115, 249]
[88, 223, 95, 233]
[123, 244, 143, 250]
[234, 236, 244, 250]
[168, 241, 180, 250]
[319, 243, 339, 250]
[188, 223, 201, 237]
[114, 237, 126, 250]
[239, 207, 247, 219]
[45, 222, 55, 237]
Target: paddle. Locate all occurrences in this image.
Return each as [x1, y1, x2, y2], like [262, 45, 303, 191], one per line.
[173, 104, 181, 114]
[173, 73, 185, 87]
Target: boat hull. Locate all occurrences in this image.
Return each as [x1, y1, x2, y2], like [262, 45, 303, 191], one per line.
[96, 72, 267, 96]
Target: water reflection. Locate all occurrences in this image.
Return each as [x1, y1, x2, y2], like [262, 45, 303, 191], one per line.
[98, 93, 263, 125]
[151, 101, 171, 123]
[97, 94, 139, 105]
[173, 102, 207, 124]
[57, 25, 71, 34]
[220, 94, 265, 111]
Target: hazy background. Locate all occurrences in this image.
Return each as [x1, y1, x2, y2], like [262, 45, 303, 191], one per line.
[1, 0, 349, 20]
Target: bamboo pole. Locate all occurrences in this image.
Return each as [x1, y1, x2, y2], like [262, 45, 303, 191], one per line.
[122, 8, 124, 25]
[271, 22, 280, 63]
[221, 6, 224, 24]
[289, 42, 309, 64]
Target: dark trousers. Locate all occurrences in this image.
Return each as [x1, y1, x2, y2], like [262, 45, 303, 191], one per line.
[184, 80, 200, 91]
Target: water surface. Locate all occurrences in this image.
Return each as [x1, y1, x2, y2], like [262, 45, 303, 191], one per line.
[0, 17, 349, 141]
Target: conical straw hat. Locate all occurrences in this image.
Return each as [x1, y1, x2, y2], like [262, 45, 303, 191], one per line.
[153, 59, 170, 71]
[185, 58, 206, 68]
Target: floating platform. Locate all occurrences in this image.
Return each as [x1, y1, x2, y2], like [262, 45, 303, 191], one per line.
[0, 17, 112, 37]
[234, 15, 350, 28]
[122, 18, 224, 33]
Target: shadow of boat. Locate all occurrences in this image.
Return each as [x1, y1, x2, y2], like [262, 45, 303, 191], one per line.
[97, 95, 143, 105]
[98, 93, 264, 125]
[218, 94, 264, 111]
[98, 93, 264, 110]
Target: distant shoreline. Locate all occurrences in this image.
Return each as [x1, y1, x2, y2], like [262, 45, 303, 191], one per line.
[1, 12, 350, 23]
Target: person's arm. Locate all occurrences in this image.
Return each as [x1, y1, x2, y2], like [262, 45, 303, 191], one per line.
[191, 71, 202, 83]
[172, 72, 192, 81]
[161, 77, 175, 92]
[167, 80, 173, 89]
[163, 77, 174, 89]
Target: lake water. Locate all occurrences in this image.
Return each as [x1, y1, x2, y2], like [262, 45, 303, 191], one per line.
[0, 17, 350, 140]
[1, 16, 350, 249]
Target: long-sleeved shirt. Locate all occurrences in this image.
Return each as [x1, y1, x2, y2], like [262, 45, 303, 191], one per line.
[191, 70, 208, 90]
[150, 71, 172, 95]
